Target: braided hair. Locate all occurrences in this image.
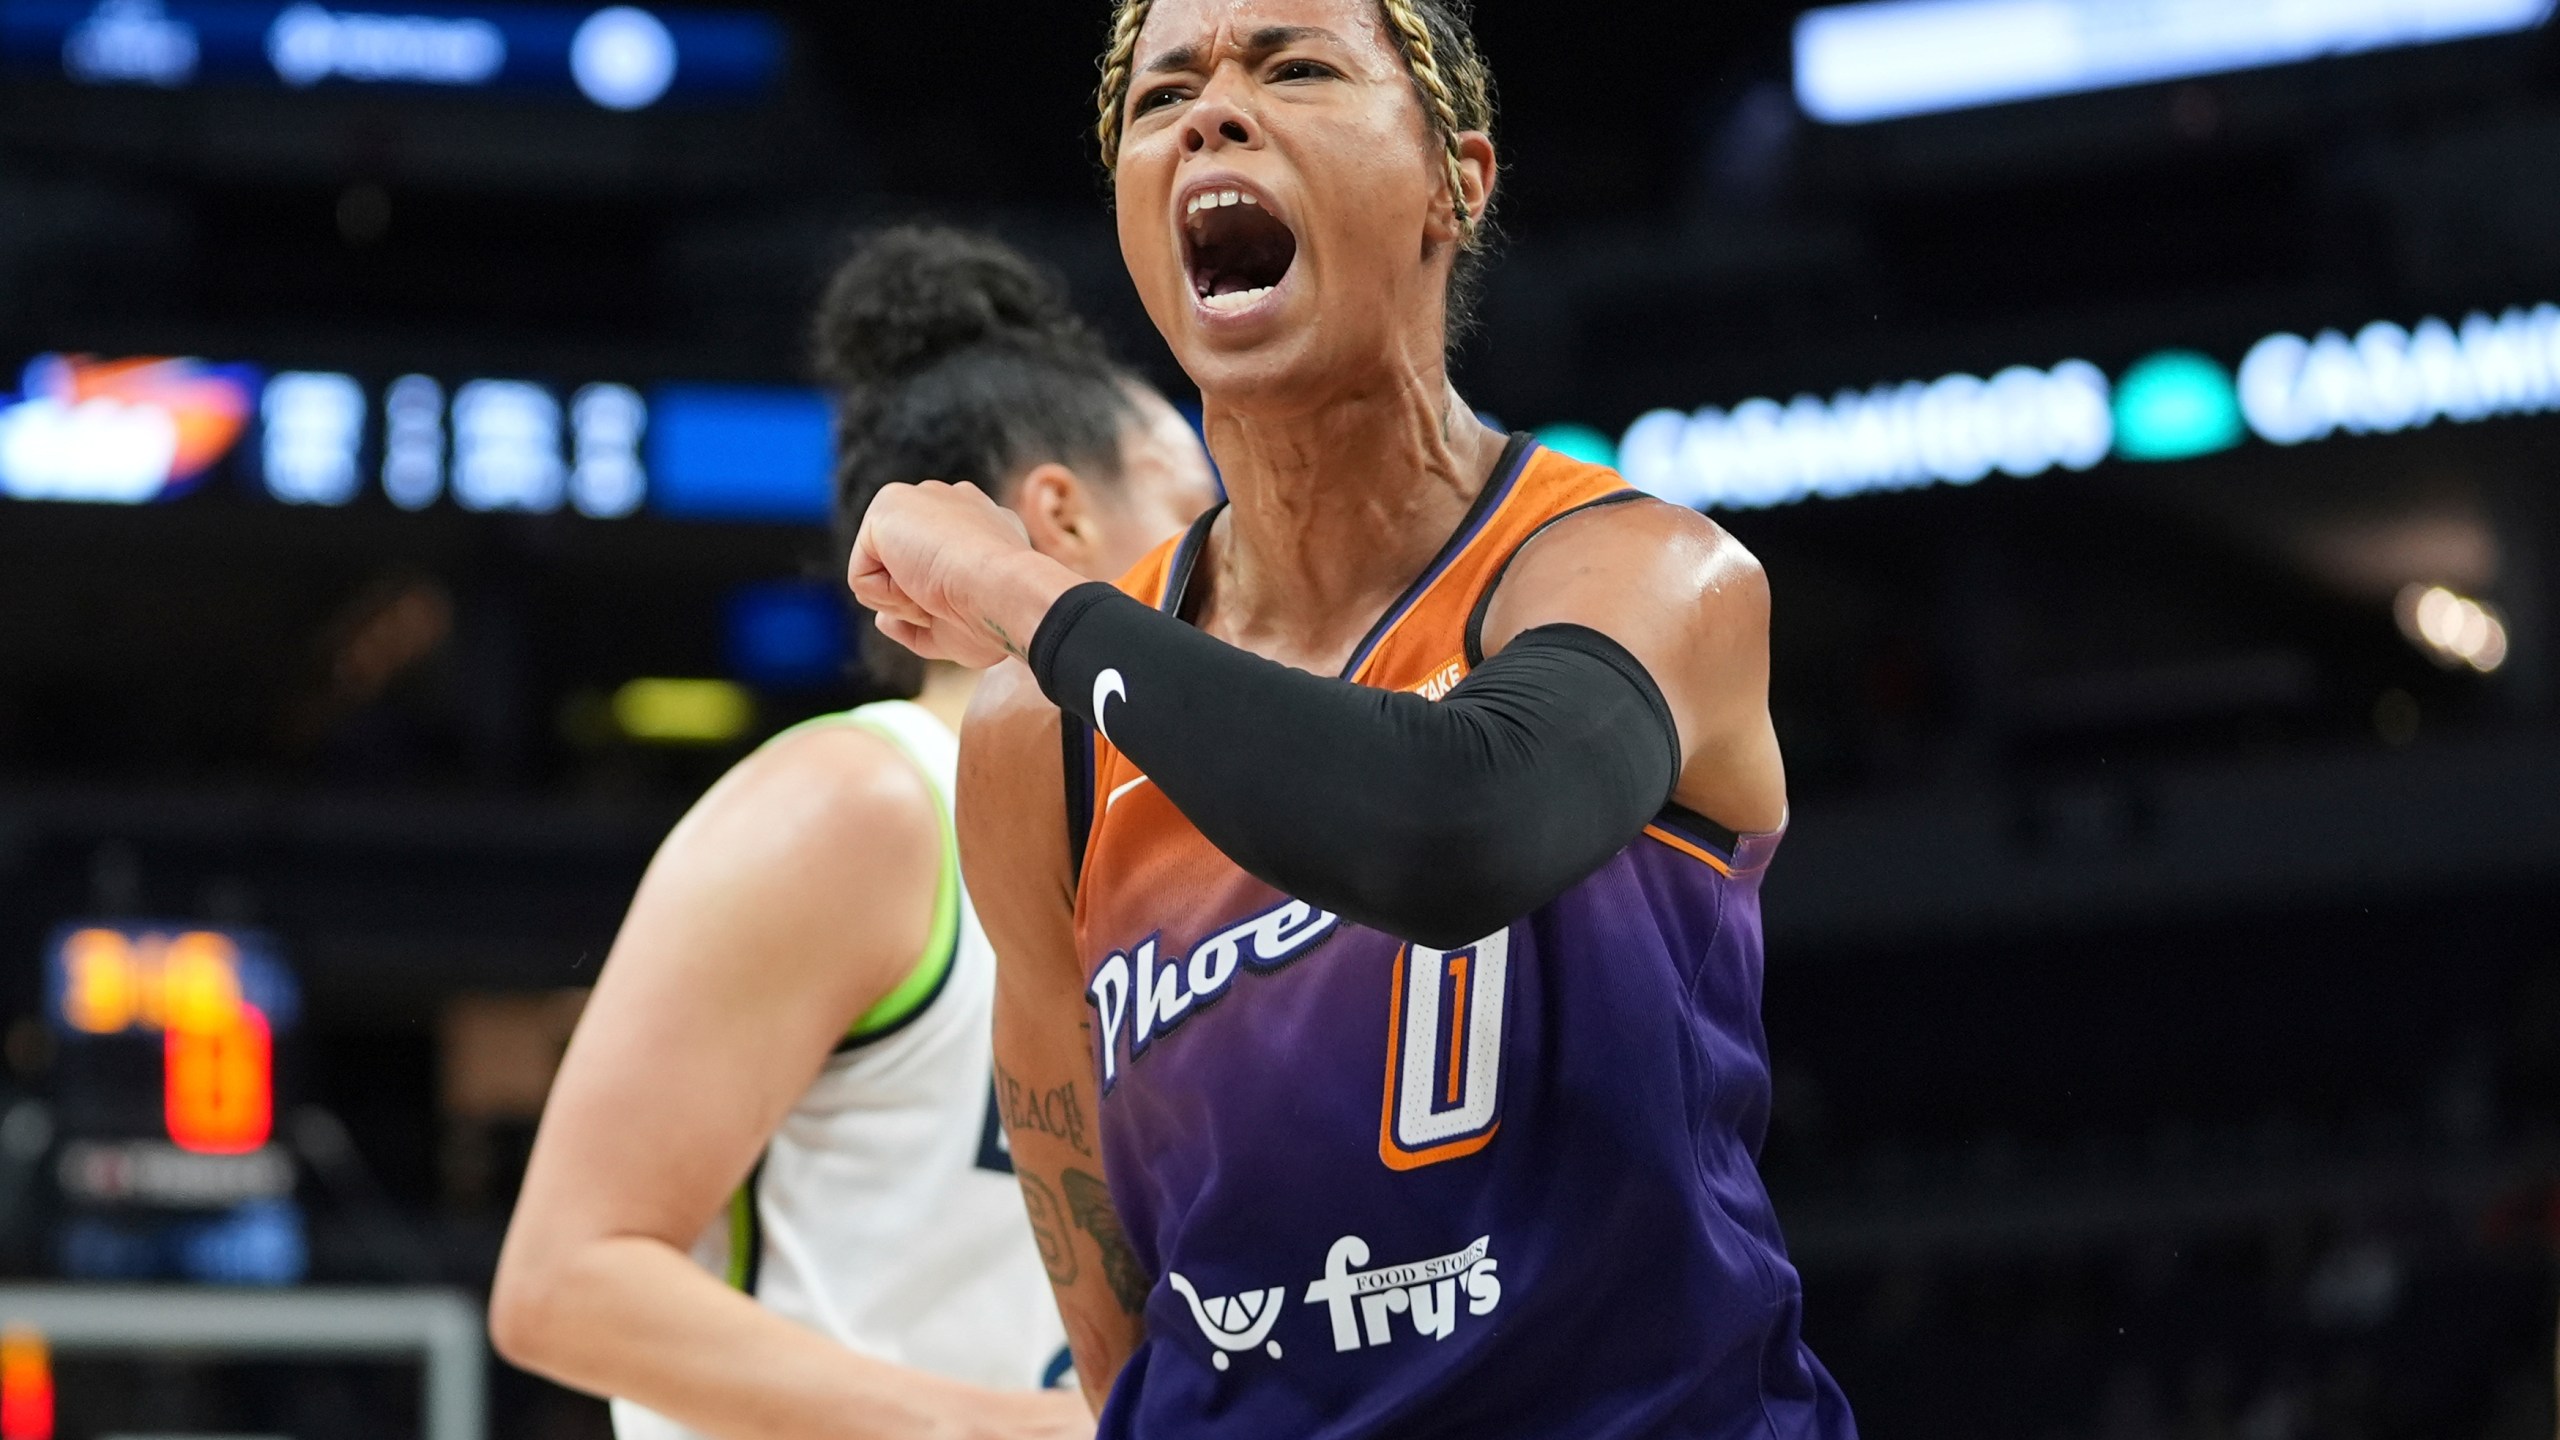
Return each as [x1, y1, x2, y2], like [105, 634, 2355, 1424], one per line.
[1094, 0, 1498, 334]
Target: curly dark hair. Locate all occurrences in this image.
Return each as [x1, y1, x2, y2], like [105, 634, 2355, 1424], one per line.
[815, 226, 1142, 695]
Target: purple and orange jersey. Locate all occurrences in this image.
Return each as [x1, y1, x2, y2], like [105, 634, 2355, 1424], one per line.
[1067, 437, 1856, 1439]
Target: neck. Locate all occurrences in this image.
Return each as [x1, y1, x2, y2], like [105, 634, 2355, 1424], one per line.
[913, 663, 980, 735]
[1201, 374, 1509, 665]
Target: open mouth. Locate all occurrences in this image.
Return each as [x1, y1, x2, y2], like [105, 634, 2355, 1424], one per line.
[1183, 186, 1298, 314]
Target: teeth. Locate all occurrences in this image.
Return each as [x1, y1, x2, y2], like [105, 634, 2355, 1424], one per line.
[1198, 285, 1275, 312]
[1184, 188, 1259, 218]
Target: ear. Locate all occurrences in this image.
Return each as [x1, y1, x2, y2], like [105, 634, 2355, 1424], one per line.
[1454, 130, 1496, 227]
[1426, 130, 1497, 247]
[1009, 462, 1100, 568]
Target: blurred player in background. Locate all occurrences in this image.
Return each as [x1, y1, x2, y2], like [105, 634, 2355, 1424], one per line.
[847, 2, 1857, 1436]
[491, 227, 1218, 1440]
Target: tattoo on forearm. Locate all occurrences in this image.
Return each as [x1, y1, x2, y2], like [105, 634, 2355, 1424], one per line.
[996, 1062, 1092, 1157]
[1017, 1172, 1078, 1287]
[984, 618, 1028, 662]
[1063, 1169, 1150, 1315]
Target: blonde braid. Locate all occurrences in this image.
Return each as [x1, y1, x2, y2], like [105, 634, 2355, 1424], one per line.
[1375, 0, 1478, 240]
[1094, 0, 1155, 169]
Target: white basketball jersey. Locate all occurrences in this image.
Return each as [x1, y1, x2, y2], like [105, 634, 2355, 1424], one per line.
[613, 701, 1069, 1440]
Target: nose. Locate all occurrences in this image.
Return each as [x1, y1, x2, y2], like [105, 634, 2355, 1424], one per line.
[1181, 68, 1262, 156]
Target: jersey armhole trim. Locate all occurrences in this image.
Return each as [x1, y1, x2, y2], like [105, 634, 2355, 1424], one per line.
[724, 1152, 767, 1294]
[837, 716, 963, 1048]
[1160, 503, 1224, 619]
[1460, 488, 1649, 669]
[1062, 714, 1096, 896]
[1642, 802, 1788, 878]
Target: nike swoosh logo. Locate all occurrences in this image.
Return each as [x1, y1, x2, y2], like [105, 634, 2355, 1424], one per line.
[1093, 668, 1127, 742]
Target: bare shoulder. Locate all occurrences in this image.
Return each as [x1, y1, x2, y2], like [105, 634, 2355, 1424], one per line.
[1480, 495, 1770, 657]
[662, 720, 941, 896]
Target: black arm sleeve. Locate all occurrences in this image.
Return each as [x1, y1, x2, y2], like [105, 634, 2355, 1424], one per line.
[1028, 582, 1680, 949]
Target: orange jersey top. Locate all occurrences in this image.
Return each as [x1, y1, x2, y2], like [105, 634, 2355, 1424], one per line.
[1072, 436, 1636, 919]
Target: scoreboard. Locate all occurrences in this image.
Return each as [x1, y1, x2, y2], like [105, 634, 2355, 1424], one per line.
[42, 924, 305, 1286]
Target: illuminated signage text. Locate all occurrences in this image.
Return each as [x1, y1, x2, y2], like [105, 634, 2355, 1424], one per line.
[1618, 360, 2112, 511]
[1796, 0, 2557, 125]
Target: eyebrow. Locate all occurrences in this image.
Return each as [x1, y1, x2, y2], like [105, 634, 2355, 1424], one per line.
[1139, 25, 1345, 78]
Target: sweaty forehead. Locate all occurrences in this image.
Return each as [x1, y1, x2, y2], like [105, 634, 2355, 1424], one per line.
[1136, 0, 1397, 68]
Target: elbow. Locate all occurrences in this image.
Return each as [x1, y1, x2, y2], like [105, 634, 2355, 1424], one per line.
[488, 1244, 573, 1376]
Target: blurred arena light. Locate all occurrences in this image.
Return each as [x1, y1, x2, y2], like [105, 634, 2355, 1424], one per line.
[2396, 584, 2510, 673]
[2238, 305, 2560, 446]
[726, 581, 849, 692]
[1608, 294, 2560, 514]
[4, 0, 784, 109]
[0, 355, 255, 505]
[645, 384, 833, 522]
[17, 296, 2557, 523]
[1532, 423, 1618, 468]
[610, 678, 754, 745]
[569, 4, 675, 109]
[0, 1326, 48, 1440]
[260, 370, 367, 505]
[2110, 351, 2244, 462]
[1617, 359, 2113, 512]
[1796, 0, 2560, 124]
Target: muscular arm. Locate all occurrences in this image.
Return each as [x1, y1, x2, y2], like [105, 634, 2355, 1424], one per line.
[491, 726, 1085, 1440]
[960, 662, 1147, 1415]
[1475, 498, 1786, 835]
[859, 482, 1783, 951]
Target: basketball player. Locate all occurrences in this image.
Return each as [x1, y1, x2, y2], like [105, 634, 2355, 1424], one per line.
[490, 228, 1217, 1440]
[845, 2, 1859, 1436]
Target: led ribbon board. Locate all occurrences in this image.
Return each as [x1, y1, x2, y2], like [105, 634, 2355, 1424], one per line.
[4, 356, 843, 523]
[1609, 299, 2560, 513]
[0, 0, 782, 108]
[1796, 0, 2559, 125]
[0, 355, 255, 505]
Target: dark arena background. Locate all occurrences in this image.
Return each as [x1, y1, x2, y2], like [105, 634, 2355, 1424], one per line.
[4, 0, 2560, 1435]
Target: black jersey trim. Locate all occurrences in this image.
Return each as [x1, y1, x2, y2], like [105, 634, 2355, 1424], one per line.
[1460, 489, 1649, 668]
[1652, 801, 1742, 860]
[1161, 503, 1224, 618]
[1062, 713, 1097, 895]
[1335, 432, 1536, 680]
[1157, 438, 1537, 672]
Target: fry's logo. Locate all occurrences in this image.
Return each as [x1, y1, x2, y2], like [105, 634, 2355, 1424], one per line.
[1303, 1234, 1500, 1351]
[1169, 1234, 1504, 1373]
[1165, 1274, 1285, 1371]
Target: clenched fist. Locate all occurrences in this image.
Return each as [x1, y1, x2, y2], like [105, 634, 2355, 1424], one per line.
[848, 481, 1083, 669]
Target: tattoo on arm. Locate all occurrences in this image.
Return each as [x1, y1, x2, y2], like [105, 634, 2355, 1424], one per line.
[1063, 1168, 1150, 1315]
[1017, 1172, 1078, 1287]
[985, 618, 1028, 662]
[996, 1062, 1092, 1157]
